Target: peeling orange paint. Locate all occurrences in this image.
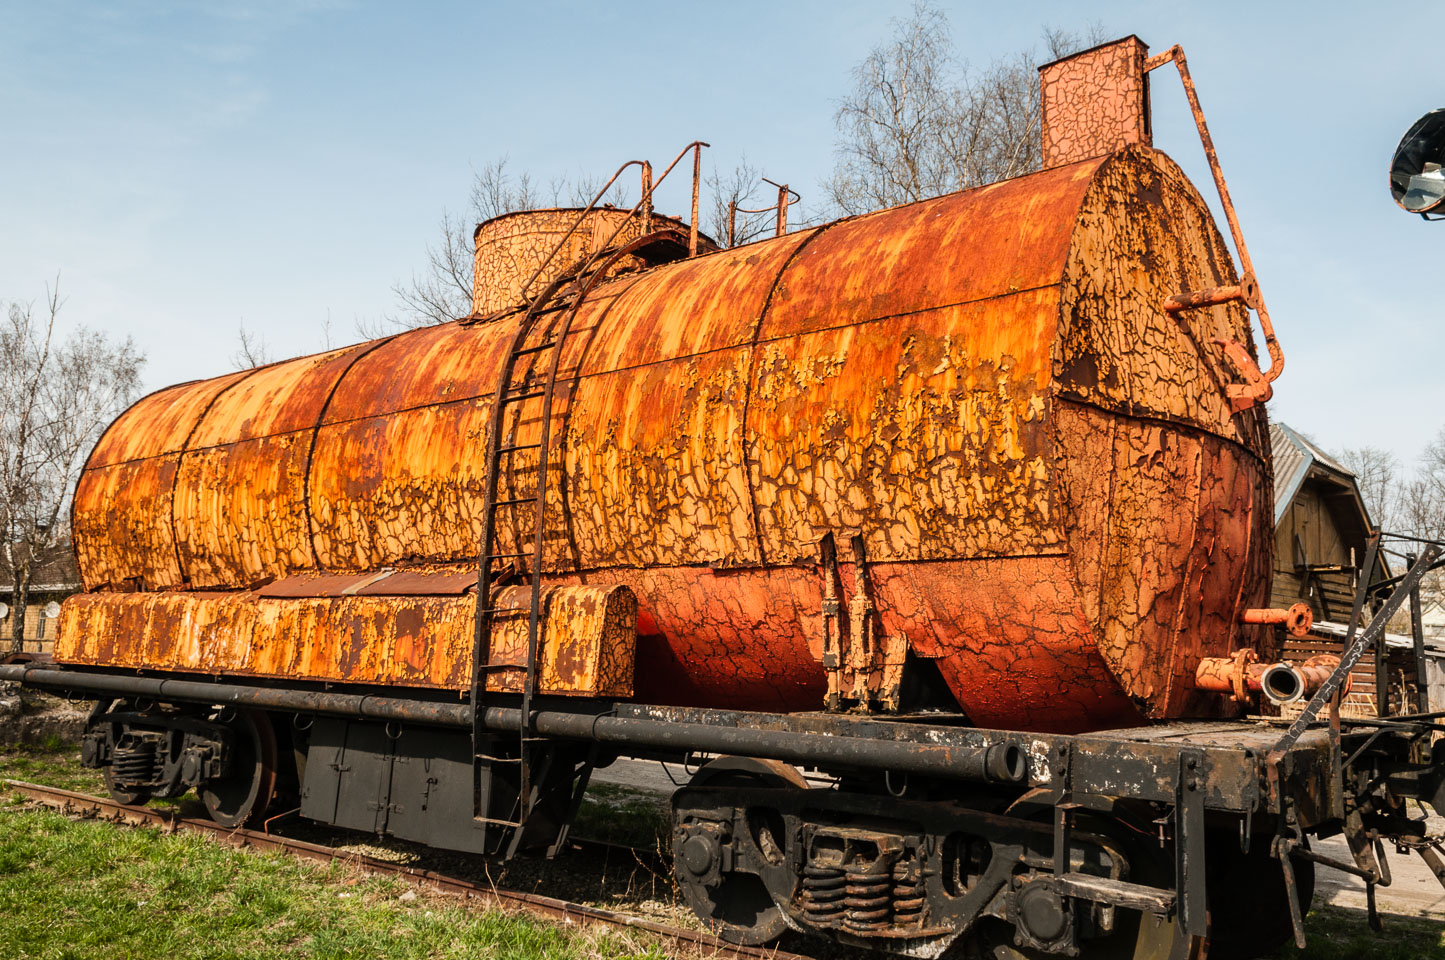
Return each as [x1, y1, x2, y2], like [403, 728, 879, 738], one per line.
[57, 578, 635, 698]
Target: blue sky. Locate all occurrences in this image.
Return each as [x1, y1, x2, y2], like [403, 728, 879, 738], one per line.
[1, 1, 1438, 464]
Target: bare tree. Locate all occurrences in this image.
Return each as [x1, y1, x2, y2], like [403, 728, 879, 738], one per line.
[1337, 432, 1445, 613]
[1401, 427, 1445, 543]
[387, 211, 476, 331]
[470, 156, 544, 223]
[1338, 430, 1445, 544]
[229, 321, 274, 370]
[386, 157, 639, 333]
[826, 4, 1104, 215]
[1336, 445, 1403, 533]
[1, 280, 144, 654]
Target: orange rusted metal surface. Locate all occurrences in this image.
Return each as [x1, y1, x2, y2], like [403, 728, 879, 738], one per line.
[1043, 37, 1285, 413]
[1196, 652, 1347, 704]
[1144, 44, 1285, 393]
[1195, 649, 1262, 703]
[1162, 277, 1260, 314]
[62, 136, 1276, 732]
[1295, 654, 1347, 699]
[58, 580, 635, 698]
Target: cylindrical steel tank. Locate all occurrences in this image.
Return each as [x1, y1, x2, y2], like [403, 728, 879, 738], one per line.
[60, 144, 1273, 733]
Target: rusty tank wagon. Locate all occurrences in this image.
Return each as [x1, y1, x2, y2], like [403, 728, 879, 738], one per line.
[7, 36, 1445, 960]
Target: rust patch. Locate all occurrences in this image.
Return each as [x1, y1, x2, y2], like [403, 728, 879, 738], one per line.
[56, 580, 635, 698]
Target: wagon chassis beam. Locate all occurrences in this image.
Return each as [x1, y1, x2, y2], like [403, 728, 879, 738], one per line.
[3, 661, 1308, 811]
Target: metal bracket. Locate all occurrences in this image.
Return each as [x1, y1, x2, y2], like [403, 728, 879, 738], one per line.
[1175, 748, 1207, 941]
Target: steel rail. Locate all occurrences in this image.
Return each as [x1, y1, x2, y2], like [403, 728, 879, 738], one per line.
[4, 779, 808, 960]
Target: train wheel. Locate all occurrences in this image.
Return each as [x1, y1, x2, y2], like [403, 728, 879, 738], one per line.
[973, 802, 1207, 960]
[674, 756, 806, 946]
[200, 709, 277, 828]
[1204, 835, 1314, 960]
[89, 700, 151, 805]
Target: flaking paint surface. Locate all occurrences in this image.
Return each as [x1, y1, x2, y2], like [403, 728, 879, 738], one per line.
[1052, 147, 1273, 720]
[1040, 38, 1152, 168]
[87, 373, 250, 468]
[173, 435, 315, 587]
[72, 456, 182, 590]
[58, 580, 634, 697]
[748, 291, 1059, 566]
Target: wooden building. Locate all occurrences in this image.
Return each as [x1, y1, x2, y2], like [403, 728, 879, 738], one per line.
[1267, 422, 1439, 715]
[1269, 423, 1385, 619]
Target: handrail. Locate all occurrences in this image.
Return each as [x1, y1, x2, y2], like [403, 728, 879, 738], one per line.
[1145, 45, 1284, 403]
[515, 140, 709, 305]
[513, 159, 646, 304]
[729, 178, 801, 246]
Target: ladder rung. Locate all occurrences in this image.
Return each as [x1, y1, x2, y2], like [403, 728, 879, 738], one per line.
[512, 340, 557, 356]
[485, 551, 533, 560]
[495, 496, 538, 506]
[500, 389, 545, 403]
[476, 754, 524, 764]
[477, 608, 527, 617]
[474, 816, 525, 827]
[497, 443, 541, 453]
[475, 661, 524, 670]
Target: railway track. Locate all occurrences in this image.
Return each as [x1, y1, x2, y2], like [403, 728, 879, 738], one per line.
[4, 779, 810, 960]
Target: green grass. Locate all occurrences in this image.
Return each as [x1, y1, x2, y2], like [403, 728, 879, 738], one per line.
[0, 737, 105, 796]
[1284, 905, 1445, 959]
[0, 802, 670, 960]
[572, 782, 671, 852]
[4, 744, 1441, 958]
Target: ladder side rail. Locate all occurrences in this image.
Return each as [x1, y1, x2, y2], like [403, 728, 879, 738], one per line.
[521, 140, 708, 317]
[515, 228, 694, 821]
[513, 160, 646, 306]
[507, 139, 708, 320]
[469, 272, 576, 823]
[576, 141, 708, 277]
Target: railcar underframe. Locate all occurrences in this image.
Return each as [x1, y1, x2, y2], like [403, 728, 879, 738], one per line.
[6, 627, 1445, 960]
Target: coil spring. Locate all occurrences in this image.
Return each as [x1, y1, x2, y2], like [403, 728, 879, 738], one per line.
[111, 739, 160, 785]
[800, 864, 847, 927]
[891, 861, 925, 926]
[842, 869, 893, 932]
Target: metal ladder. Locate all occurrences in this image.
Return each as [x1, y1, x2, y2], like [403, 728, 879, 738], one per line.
[468, 143, 707, 857]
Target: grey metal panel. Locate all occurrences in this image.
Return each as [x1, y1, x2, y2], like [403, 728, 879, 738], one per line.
[298, 717, 345, 824]
[386, 728, 490, 854]
[300, 718, 393, 835]
[1270, 422, 1311, 525]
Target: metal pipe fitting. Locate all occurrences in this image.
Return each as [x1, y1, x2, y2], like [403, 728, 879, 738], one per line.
[1240, 603, 1314, 638]
[1195, 652, 1347, 705]
[1259, 663, 1307, 705]
[0, 665, 1031, 786]
[1162, 275, 1260, 314]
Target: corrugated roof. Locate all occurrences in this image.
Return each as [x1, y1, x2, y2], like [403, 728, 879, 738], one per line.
[1314, 619, 1445, 653]
[1287, 423, 1352, 476]
[1270, 422, 1313, 524]
[1270, 421, 1362, 525]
